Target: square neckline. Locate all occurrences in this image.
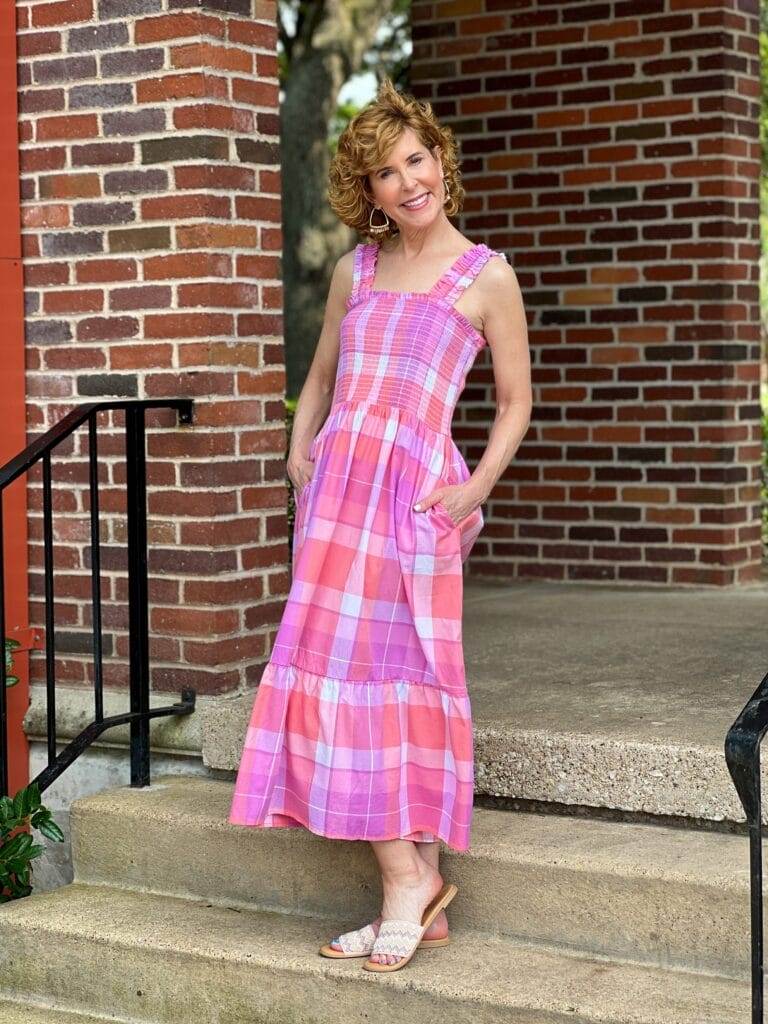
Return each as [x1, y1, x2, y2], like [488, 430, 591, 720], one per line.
[368, 241, 486, 299]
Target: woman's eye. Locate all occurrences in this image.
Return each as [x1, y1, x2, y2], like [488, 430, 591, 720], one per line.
[380, 157, 422, 178]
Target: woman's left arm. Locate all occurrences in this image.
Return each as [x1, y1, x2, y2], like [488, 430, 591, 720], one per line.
[465, 257, 532, 506]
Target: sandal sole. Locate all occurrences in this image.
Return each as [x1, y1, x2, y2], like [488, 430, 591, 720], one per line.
[318, 936, 449, 958]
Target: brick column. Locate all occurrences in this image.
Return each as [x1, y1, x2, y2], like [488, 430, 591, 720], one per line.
[411, 0, 763, 586]
[18, 0, 283, 694]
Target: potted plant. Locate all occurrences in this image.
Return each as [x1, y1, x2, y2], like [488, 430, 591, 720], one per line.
[1, 635, 64, 901]
[0, 781, 64, 902]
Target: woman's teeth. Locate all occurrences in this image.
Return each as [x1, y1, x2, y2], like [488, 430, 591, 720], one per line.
[402, 193, 430, 209]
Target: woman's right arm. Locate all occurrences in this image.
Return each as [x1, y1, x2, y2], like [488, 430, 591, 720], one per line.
[287, 248, 355, 491]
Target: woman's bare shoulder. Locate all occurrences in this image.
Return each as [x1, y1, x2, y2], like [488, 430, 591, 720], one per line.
[328, 246, 358, 306]
[474, 248, 519, 328]
[481, 247, 515, 283]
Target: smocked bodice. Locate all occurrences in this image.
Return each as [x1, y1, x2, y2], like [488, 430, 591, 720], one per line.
[330, 241, 507, 437]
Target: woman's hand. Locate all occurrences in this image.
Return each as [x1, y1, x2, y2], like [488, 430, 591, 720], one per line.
[288, 453, 315, 496]
[413, 483, 481, 526]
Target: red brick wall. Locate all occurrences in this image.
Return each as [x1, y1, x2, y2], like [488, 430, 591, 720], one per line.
[17, 0, 282, 695]
[411, 0, 764, 586]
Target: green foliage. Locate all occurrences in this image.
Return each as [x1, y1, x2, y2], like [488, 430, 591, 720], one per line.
[328, 99, 361, 153]
[5, 637, 20, 687]
[0, 640, 63, 901]
[356, 6, 410, 93]
[0, 781, 64, 903]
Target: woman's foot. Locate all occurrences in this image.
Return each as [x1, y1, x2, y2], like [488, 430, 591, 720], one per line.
[328, 908, 448, 953]
[368, 860, 446, 966]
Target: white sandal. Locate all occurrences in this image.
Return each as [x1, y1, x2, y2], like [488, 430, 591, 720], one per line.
[362, 882, 458, 972]
[318, 917, 449, 958]
[319, 922, 379, 958]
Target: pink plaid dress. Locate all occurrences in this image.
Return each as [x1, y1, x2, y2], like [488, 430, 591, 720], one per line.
[228, 240, 507, 851]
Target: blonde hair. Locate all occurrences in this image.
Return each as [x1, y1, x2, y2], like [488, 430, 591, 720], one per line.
[327, 77, 465, 243]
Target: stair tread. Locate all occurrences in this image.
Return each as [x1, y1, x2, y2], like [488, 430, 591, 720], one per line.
[0, 881, 749, 1023]
[76, 774, 754, 890]
[0, 998, 124, 1023]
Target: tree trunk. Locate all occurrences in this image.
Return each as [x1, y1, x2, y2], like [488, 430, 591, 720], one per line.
[280, 0, 398, 394]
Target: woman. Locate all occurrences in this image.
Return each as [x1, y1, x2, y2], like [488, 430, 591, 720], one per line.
[228, 76, 531, 972]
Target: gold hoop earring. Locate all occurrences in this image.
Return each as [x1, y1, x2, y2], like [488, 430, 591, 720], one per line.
[442, 174, 452, 206]
[368, 205, 390, 234]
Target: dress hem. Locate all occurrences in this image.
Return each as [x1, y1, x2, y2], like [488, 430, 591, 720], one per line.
[227, 810, 469, 852]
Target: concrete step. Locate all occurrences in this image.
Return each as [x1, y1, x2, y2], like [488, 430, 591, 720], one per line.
[70, 774, 757, 978]
[0, 998, 128, 1023]
[0, 881, 749, 1024]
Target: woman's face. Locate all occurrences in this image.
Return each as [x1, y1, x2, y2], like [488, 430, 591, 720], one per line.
[367, 128, 443, 230]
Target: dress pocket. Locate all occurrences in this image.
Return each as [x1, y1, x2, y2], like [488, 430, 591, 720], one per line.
[395, 488, 465, 682]
[294, 418, 331, 522]
[309, 413, 334, 461]
[457, 504, 484, 563]
[408, 494, 462, 574]
[292, 465, 319, 560]
[294, 478, 309, 514]
[441, 451, 486, 562]
[426, 499, 459, 534]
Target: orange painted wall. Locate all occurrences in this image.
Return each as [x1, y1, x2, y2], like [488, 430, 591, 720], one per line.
[0, 6, 29, 796]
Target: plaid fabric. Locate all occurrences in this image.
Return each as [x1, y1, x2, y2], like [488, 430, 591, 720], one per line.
[228, 241, 506, 852]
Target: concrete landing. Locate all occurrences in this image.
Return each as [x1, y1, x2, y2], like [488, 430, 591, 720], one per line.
[463, 578, 768, 822]
[462, 578, 768, 750]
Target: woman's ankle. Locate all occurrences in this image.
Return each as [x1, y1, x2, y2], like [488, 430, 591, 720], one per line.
[380, 856, 441, 889]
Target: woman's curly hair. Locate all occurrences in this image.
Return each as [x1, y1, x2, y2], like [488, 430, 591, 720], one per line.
[327, 77, 465, 243]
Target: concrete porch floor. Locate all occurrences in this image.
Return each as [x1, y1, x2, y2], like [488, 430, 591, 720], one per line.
[462, 575, 768, 824]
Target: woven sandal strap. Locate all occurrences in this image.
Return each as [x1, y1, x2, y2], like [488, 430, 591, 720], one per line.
[337, 922, 377, 954]
[370, 919, 424, 958]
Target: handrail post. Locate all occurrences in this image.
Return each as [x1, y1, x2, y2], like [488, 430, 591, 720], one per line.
[125, 404, 150, 787]
[725, 676, 768, 1024]
[748, 811, 764, 1023]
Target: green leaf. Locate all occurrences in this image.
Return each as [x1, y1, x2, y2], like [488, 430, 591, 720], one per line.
[29, 809, 49, 828]
[38, 820, 64, 843]
[0, 833, 27, 859]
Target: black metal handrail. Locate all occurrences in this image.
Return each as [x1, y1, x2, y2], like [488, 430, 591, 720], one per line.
[724, 667, 768, 1023]
[0, 399, 197, 798]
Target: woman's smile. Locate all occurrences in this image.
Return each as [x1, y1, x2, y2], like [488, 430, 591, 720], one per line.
[401, 192, 431, 210]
